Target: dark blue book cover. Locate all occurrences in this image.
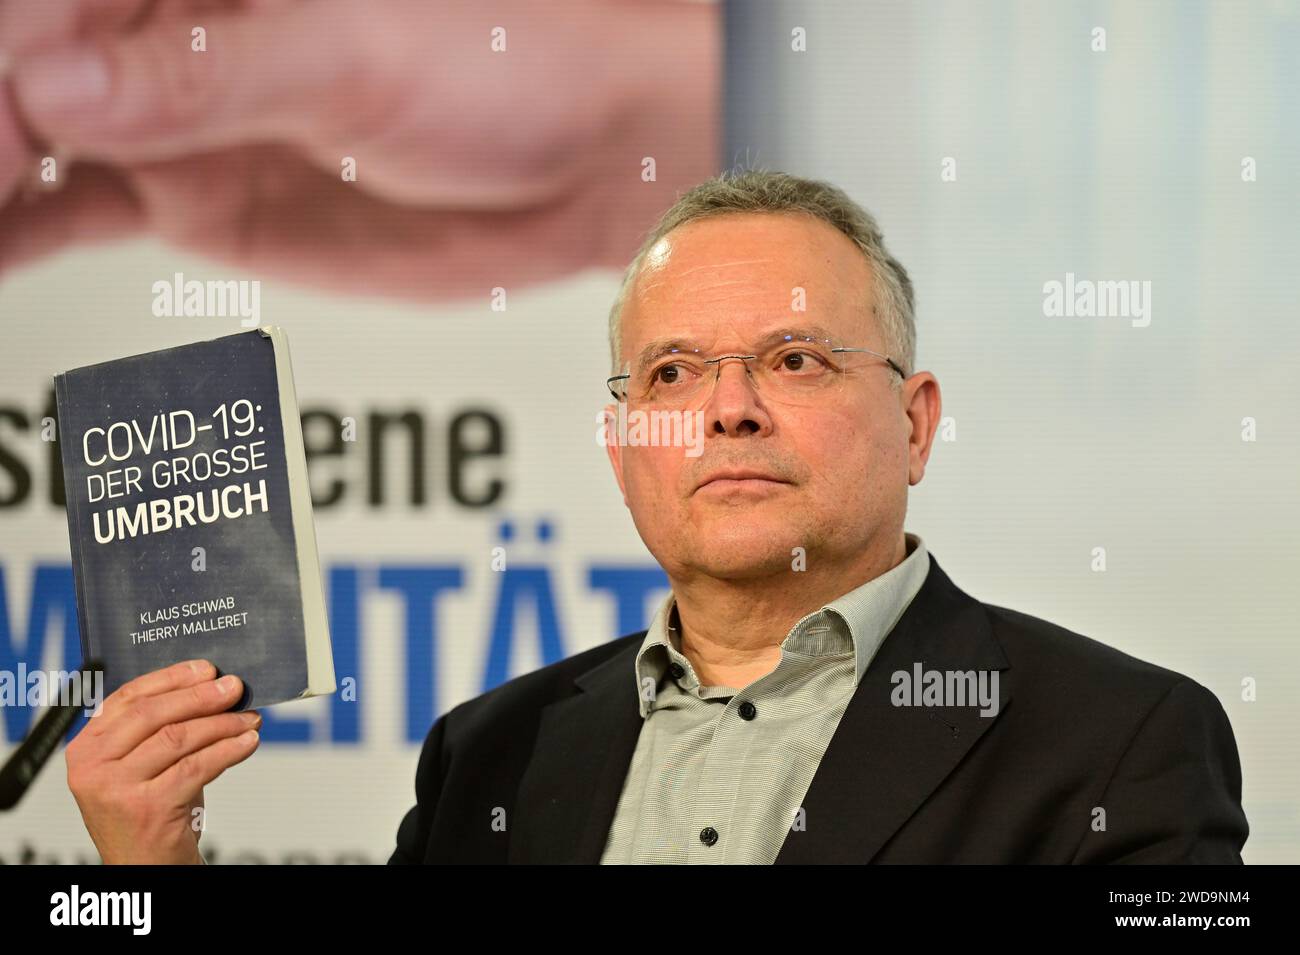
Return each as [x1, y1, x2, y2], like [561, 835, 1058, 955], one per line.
[53, 327, 335, 710]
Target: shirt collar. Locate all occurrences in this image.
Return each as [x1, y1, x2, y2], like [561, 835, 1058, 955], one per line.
[631, 532, 931, 718]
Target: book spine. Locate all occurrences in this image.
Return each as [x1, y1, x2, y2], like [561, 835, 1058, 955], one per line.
[264, 327, 336, 696]
[54, 374, 96, 669]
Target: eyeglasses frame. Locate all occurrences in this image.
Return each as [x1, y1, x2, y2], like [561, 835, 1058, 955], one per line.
[605, 345, 906, 402]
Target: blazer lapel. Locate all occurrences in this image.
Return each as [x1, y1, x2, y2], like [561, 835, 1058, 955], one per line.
[507, 639, 644, 863]
[774, 555, 1012, 863]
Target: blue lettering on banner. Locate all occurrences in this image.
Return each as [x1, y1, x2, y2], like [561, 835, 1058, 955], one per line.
[0, 564, 82, 743]
[0, 553, 668, 745]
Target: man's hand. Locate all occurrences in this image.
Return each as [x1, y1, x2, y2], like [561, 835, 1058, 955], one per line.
[66, 658, 262, 865]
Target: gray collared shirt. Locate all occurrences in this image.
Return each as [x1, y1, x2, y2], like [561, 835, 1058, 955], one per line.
[599, 532, 931, 864]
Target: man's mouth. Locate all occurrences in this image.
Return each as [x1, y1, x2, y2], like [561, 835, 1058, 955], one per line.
[694, 468, 792, 495]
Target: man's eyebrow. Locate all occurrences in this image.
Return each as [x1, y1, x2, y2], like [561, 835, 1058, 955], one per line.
[631, 325, 842, 373]
[631, 338, 697, 374]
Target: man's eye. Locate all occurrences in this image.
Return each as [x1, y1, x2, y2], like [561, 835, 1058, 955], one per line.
[656, 363, 688, 385]
[780, 350, 824, 372]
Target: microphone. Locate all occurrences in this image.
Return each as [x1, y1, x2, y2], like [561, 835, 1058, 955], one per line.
[0, 660, 105, 811]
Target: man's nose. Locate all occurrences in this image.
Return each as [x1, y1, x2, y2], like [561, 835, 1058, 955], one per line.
[704, 357, 772, 436]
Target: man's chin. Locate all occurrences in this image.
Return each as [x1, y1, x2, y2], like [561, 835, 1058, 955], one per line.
[678, 525, 808, 579]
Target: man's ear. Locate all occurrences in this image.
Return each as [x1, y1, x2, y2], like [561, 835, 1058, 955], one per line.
[602, 402, 629, 505]
[903, 372, 942, 486]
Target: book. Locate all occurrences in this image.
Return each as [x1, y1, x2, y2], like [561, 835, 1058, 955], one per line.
[53, 327, 336, 710]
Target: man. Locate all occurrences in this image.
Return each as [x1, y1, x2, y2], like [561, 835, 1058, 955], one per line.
[66, 170, 1248, 864]
[385, 170, 1247, 864]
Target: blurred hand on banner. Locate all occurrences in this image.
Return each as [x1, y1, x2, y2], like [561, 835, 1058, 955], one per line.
[0, 0, 719, 297]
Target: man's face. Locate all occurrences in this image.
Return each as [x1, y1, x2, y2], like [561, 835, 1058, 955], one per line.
[605, 211, 926, 582]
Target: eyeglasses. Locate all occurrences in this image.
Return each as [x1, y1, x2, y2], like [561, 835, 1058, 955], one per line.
[606, 333, 906, 407]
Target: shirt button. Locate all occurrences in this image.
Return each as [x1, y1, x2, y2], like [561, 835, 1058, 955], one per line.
[738, 700, 757, 720]
[669, 663, 686, 680]
[699, 826, 719, 846]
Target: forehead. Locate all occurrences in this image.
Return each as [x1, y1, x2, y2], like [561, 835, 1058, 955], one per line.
[621, 212, 877, 351]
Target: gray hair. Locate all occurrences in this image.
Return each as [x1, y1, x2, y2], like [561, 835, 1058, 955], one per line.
[606, 169, 916, 386]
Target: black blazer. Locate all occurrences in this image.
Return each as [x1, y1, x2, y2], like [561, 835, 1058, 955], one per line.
[388, 554, 1248, 863]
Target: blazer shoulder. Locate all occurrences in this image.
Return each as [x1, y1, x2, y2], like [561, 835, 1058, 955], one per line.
[389, 631, 645, 864]
[980, 601, 1207, 705]
[439, 630, 644, 739]
[977, 602, 1244, 851]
